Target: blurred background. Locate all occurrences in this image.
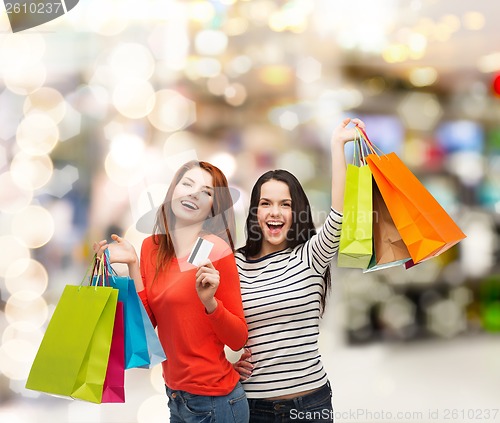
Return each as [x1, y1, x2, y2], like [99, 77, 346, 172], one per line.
[0, 0, 500, 422]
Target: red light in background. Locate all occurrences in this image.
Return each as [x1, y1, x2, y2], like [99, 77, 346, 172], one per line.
[492, 74, 500, 96]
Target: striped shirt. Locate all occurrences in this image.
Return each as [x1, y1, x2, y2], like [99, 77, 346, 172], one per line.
[235, 208, 342, 398]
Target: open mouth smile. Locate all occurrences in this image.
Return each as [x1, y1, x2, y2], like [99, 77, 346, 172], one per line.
[181, 200, 199, 210]
[266, 221, 284, 233]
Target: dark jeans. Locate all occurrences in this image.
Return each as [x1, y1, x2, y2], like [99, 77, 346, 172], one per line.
[166, 382, 249, 423]
[247, 383, 333, 423]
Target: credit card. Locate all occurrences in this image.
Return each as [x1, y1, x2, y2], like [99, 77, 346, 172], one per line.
[187, 237, 214, 267]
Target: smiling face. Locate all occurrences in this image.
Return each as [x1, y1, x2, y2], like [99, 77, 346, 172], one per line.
[256, 179, 293, 255]
[170, 167, 214, 227]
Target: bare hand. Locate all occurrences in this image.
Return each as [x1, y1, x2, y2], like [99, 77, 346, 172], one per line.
[92, 234, 138, 265]
[195, 260, 219, 313]
[330, 117, 366, 147]
[233, 348, 253, 381]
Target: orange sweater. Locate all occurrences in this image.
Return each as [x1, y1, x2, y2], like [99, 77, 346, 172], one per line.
[138, 234, 247, 396]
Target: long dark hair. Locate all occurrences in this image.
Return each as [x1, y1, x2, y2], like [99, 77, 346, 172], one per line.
[152, 160, 235, 276]
[239, 169, 331, 315]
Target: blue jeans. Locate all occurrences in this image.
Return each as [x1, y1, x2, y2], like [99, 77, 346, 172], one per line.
[166, 382, 249, 423]
[247, 383, 333, 423]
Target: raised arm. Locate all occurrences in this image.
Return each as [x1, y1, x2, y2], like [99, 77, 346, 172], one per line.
[301, 117, 366, 273]
[330, 117, 366, 212]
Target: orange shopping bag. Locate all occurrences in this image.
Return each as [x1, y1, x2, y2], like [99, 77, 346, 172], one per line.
[359, 127, 466, 264]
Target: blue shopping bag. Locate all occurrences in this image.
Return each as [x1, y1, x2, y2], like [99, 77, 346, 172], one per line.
[138, 302, 167, 368]
[93, 252, 149, 369]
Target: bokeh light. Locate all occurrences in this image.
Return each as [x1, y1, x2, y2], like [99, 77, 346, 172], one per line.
[296, 57, 322, 83]
[492, 73, 500, 97]
[195, 30, 228, 56]
[228, 55, 252, 76]
[0, 173, 33, 213]
[16, 114, 59, 156]
[462, 11, 485, 31]
[4, 63, 46, 95]
[379, 296, 416, 335]
[0, 339, 38, 380]
[148, 89, 196, 132]
[10, 153, 53, 191]
[276, 150, 315, 183]
[163, 131, 198, 157]
[191, 57, 222, 79]
[383, 44, 409, 63]
[5, 259, 49, 296]
[58, 102, 82, 141]
[408, 67, 438, 87]
[258, 65, 293, 86]
[147, 21, 190, 70]
[397, 92, 443, 131]
[0, 34, 45, 75]
[208, 152, 237, 179]
[109, 133, 145, 167]
[2, 322, 43, 346]
[23, 88, 66, 124]
[11, 206, 55, 249]
[75, 0, 129, 35]
[0, 90, 28, 140]
[108, 43, 156, 80]
[408, 33, 428, 60]
[277, 110, 299, 131]
[478, 52, 500, 73]
[426, 299, 466, 338]
[187, 0, 216, 24]
[459, 212, 495, 278]
[224, 83, 247, 106]
[105, 133, 147, 186]
[223, 15, 249, 36]
[5, 291, 48, 330]
[112, 78, 156, 119]
[207, 74, 230, 96]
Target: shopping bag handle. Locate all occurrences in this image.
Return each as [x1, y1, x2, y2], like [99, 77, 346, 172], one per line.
[104, 249, 119, 276]
[353, 127, 372, 166]
[354, 127, 370, 165]
[352, 134, 363, 166]
[78, 254, 104, 291]
[355, 125, 384, 158]
[90, 252, 109, 287]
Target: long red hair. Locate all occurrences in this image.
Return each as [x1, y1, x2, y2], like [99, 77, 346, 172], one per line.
[152, 160, 235, 276]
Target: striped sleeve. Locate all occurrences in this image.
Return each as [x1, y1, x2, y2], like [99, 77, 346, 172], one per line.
[300, 208, 342, 274]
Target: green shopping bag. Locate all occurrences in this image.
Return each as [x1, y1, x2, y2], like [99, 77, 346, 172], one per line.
[26, 275, 118, 403]
[338, 138, 373, 269]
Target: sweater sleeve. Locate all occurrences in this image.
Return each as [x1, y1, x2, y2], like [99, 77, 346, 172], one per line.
[299, 207, 343, 274]
[207, 249, 248, 351]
